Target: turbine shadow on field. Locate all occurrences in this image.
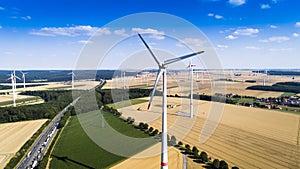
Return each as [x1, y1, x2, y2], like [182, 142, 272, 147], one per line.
[52, 154, 95, 169]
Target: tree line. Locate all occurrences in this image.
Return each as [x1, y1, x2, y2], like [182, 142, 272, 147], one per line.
[0, 90, 73, 123]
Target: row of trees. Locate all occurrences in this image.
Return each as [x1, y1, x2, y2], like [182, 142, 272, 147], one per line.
[176, 141, 239, 169]
[247, 82, 300, 93]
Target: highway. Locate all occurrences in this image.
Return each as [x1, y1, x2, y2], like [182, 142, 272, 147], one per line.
[17, 97, 80, 169]
[17, 79, 105, 169]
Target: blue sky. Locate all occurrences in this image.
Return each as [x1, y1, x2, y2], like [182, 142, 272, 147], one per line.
[0, 0, 299, 69]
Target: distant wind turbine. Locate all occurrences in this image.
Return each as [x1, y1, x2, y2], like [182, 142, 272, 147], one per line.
[7, 70, 21, 107]
[20, 71, 28, 88]
[123, 71, 126, 89]
[138, 33, 204, 169]
[68, 71, 76, 90]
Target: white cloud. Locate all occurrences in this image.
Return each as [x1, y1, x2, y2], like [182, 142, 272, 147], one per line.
[245, 46, 260, 50]
[293, 33, 299, 37]
[261, 4, 271, 9]
[114, 28, 128, 37]
[182, 38, 204, 47]
[270, 25, 277, 29]
[21, 16, 31, 21]
[233, 28, 259, 36]
[131, 28, 164, 35]
[228, 0, 246, 6]
[225, 35, 238, 40]
[269, 36, 290, 42]
[208, 13, 214, 17]
[208, 13, 224, 19]
[131, 28, 165, 40]
[217, 44, 228, 49]
[260, 36, 290, 43]
[215, 15, 224, 19]
[295, 22, 300, 27]
[78, 40, 93, 44]
[0, 6, 4, 10]
[30, 25, 110, 37]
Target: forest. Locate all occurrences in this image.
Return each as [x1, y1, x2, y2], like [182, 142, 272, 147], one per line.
[0, 90, 73, 123]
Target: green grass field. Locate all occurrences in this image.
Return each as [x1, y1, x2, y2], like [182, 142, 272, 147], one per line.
[107, 98, 148, 109]
[50, 110, 156, 169]
[237, 98, 254, 104]
[280, 92, 296, 98]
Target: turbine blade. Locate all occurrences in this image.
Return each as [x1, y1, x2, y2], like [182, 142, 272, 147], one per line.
[137, 33, 161, 66]
[164, 51, 204, 66]
[15, 75, 22, 80]
[147, 69, 163, 110]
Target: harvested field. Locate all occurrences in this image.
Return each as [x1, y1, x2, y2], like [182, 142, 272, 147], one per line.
[0, 119, 47, 168]
[111, 146, 183, 169]
[117, 97, 300, 168]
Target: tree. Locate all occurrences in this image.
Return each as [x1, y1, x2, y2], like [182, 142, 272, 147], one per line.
[170, 135, 177, 146]
[178, 141, 183, 146]
[200, 151, 208, 162]
[152, 129, 159, 136]
[143, 123, 149, 130]
[185, 144, 191, 153]
[126, 117, 132, 123]
[212, 159, 220, 169]
[138, 122, 144, 130]
[148, 127, 154, 133]
[192, 146, 199, 157]
[219, 160, 228, 169]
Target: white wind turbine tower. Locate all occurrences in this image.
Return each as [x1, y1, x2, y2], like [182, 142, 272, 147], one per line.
[138, 33, 204, 169]
[8, 70, 21, 107]
[263, 69, 268, 86]
[20, 71, 28, 88]
[123, 71, 126, 89]
[68, 71, 76, 90]
[188, 62, 196, 118]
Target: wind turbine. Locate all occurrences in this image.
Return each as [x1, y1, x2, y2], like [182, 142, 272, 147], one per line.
[138, 33, 204, 169]
[7, 70, 21, 107]
[188, 62, 196, 118]
[123, 71, 126, 89]
[263, 69, 268, 86]
[68, 71, 76, 90]
[20, 71, 28, 88]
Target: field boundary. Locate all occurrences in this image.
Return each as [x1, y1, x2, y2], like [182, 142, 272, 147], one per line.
[297, 117, 300, 146]
[0, 154, 11, 168]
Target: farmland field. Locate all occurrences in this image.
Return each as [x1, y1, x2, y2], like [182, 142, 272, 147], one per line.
[50, 110, 156, 169]
[0, 119, 47, 168]
[117, 97, 300, 168]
